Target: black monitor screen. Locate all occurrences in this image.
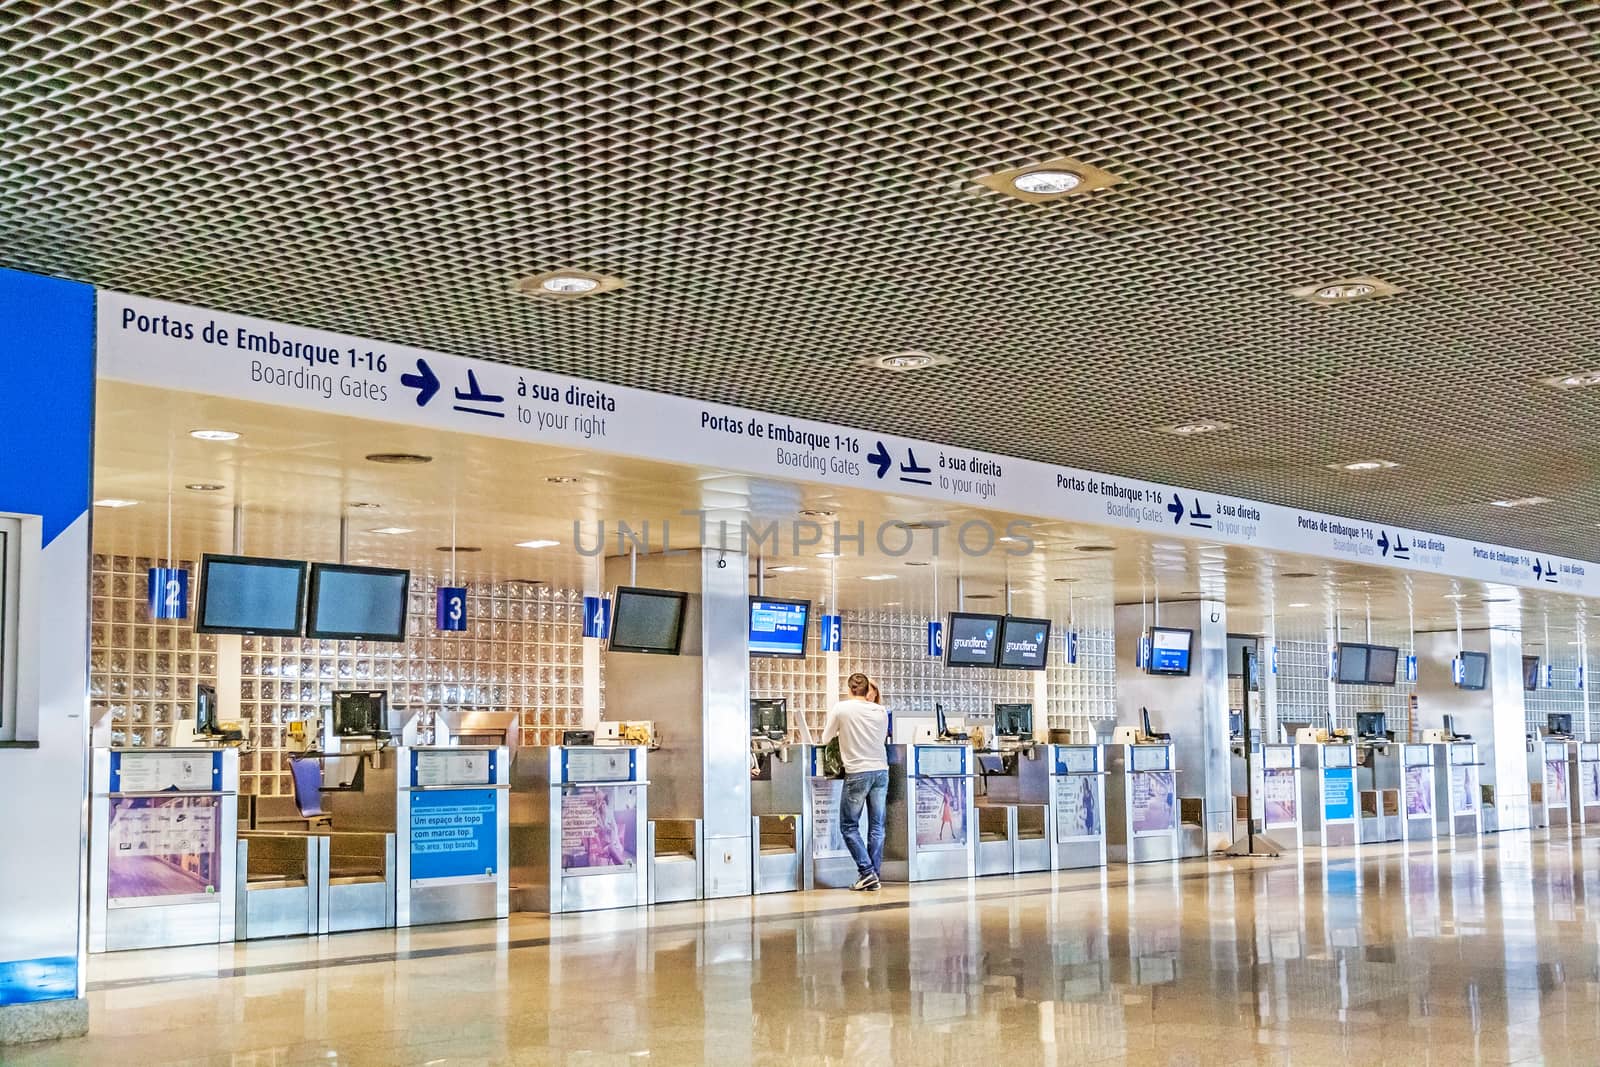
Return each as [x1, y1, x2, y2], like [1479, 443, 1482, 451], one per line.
[1523, 655, 1541, 692]
[1549, 713, 1573, 736]
[332, 690, 387, 736]
[1366, 645, 1399, 686]
[1147, 627, 1193, 675]
[993, 703, 1032, 737]
[1357, 711, 1386, 739]
[196, 554, 308, 637]
[195, 683, 217, 735]
[609, 587, 688, 654]
[750, 698, 787, 737]
[998, 616, 1051, 670]
[1458, 651, 1489, 690]
[945, 613, 1002, 668]
[305, 563, 410, 642]
[1229, 710, 1243, 738]
[1336, 643, 1369, 685]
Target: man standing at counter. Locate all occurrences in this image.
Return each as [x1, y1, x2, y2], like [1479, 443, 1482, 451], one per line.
[823, 673, 890, 891]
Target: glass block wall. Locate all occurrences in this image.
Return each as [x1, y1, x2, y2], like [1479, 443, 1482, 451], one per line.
[91, 554, 590, 797]
[1524, 650, 1590, 739]
[1273, 622, 1416, 739]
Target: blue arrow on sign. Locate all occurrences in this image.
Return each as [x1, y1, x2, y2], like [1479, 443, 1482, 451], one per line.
[1534, 559, 1544, 579]
[1377, 531, 1390, 556]
[1166, 498, 1184, 524]
[866, 441, 892, 479]
[401, 358, 441, 407]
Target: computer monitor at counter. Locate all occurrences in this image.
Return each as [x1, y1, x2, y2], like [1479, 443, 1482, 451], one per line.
[750, 698, 787, 739]
[332, 690, 389, 737]
[1356, 711, 1387, 741]
[1548, 713, 1573, 738]
[992, 703, 1032, 739]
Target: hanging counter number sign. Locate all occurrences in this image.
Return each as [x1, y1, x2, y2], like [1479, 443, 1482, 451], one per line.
[436, 587, 468, 631]
[147, 567, 188, 620]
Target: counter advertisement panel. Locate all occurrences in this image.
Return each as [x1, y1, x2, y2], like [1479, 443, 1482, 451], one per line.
[1583, 761, 1600, 808]
[1322, 766, 1356, 822]
[810, 779, 850, 859]
[1130, 770, 1177, 835]
[106, 795, 220, 907]
[559, 785, 638, 873]
[1055, 774, 1100, 841]
[1405, 766, 1434, 818]
[1545, 760, 1569, 809]
[1451, 765, 1479, 815]
[410, 788, 499, 882]
[1263, 768, 1297, 826]
[915, 777, 968, 848]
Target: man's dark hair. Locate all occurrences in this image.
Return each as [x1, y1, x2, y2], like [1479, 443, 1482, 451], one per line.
[847, 672, 871, 697]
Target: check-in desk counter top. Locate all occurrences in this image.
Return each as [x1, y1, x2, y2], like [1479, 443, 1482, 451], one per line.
[749, 743, 802, 894]
[1357, 743, 1403, 843]
[1298, 742, 1358, 848]
[511, 745, 648, 913]
[1105, 743, 1180, 865]
[396, 745, 510, 926]
[802, 745, 862, 890]
[883, 743, 977, 883]
[1399, 744, 1439, 841]
[1433, 742, 1484, 837]
[90, 747, 239, 952]
[1529, 738, 1573, 829]
[1571, 742, 1600, 825]
[1048, 745, 1108, 870]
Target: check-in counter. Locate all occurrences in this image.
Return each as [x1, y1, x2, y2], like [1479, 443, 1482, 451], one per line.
[1434, 741, 1483, 837]
[317, 830, 396, 932]
[1299, 742, 1358, 847]
[396, 746, 510, 925]
[1231, 740, 1301, 850]
[1571, 742, 1600, 825]
[89, 747, 239, 952]
[511, 745, 649, 913]
[976, 746, 1051, 876]
[801, 745, 859, 889]
[235, 832, 319, 940]
[1529, 739, 1572, 830]
[1358, 744, 1402, 843]
[1399, 744, 1438, 842]
[750, 744, 802, 894]
[883, 743, 977, 882]
[1048, 744, 1108, 870]
[1106, 743, 1180, 864]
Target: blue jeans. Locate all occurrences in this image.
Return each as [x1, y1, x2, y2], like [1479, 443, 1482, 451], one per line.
[841, 770, 888, 877]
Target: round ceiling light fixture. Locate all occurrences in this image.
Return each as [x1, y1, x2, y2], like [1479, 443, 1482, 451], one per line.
[1289, 276, 1402, 305]
[189, 428, 240, 441]
[436, 545, 482, 553]
[541, 276, 598, 295]
[1328, 459, 1400, 472]
[1315, 283, 1374, 301]
[94, 498, 139, 509]
[545, 476, 583, 485]
[798, 508, 836, 518]
[1157, 419, 1232, 437]
[1074, 544, 1116, 553]
[349, 501, 382, 510]
[1011, 169, 1083, 196]
[184, 482, 225, 492]
[515, 270, 624, 299]
[860, 351, 950, 373]
[366, 452, 433, 465]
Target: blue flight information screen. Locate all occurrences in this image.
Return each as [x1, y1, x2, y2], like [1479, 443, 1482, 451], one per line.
[1148, 627, 1192, 675]
[749, 599, 809, 657]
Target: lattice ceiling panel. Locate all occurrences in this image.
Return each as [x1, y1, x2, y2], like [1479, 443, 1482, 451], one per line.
[3, 1, 1598, 556]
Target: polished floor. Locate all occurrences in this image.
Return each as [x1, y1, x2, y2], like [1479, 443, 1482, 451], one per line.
[18, 830, 1600, 1065]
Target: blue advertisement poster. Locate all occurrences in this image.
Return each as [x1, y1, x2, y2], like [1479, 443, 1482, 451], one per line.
[410, 789, 498, 882]
[1323, 767, 1356, 821]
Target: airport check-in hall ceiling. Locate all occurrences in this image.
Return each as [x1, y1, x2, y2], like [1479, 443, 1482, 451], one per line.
[4, 3, 1599, 558]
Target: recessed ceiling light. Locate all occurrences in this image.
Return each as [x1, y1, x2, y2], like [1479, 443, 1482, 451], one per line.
[816, 551, 841, 559]
[974, 156, 1121, 203]
[1157, 419, 1232, 437]
[1053, 577, 1079, 583]
[769, 565, 807, 573]
[1281, 571, 1317, 579]
[997, 536, 1020, 544]
[436, 545, 481, 553]
[349, 558, 373, 565]
[884, 601, 902, 607]
[366, 452, 432, 465]
[799, 508, 836, 518]
[1074, 545, 1115, 553]
[545, 476, 583, 485]
[349, 501, 382, 510]
[1288, 277, 1401, 305]
[861, 574, 898, 582]
[369, 527, 413, 536]
[858, 351, 951, 373]
[1442, 593, 1467, 600]
[94, 498, 139, 508]
[966, 593, 997, 600]
[1288, 602, 1312, 609]
[516, 270, 624, 298]
[905, 560, 931, 566]
[516, 539, 560, 549]
[184, 483, 224, 492]
[507, 578, 547, 586]
[1542, 370, 1600, 390]
[189, 428, 240, 441]
[1488, 496, 1552, 508]
[1481, 597, 1514, 604]
[1327, 459, 1400, 473]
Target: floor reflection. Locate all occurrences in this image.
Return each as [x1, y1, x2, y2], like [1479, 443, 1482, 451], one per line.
[17, 828, 1600, 1064]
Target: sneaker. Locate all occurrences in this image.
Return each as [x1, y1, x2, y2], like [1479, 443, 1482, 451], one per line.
[852, 872, 881, 891]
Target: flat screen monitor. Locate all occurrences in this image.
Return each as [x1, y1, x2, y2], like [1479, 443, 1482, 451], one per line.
[1335, 643, 1369, 685]
[1147, 627, 1193, 676]
[997, 616, 1050, 670]
[1548, 713, 1573, 737]
[1457, 650, 1489, 690]
[1523, 655, 1541, 692]
[1366, 645, 1399, 686]
[1356, 711, 1387, 739]
[945, 612, 1002, 668]
[748, 597, 810, 658]
[993, 702, 1032, 737]
[1229, 710, 1243, 738]
[195, 683, 217, 735]
[608, 587, 689, 655]
[332, 690, 388, 737]
[750, 698, 787, 738]
[305, 563, 410, 642]
[195, 554, 308, 637]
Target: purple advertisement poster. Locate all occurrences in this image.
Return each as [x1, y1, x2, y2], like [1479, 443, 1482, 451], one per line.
[1405, 767, 1433, 818]
[915, 777, 968, 848]
[1131, 770, 1177, 834]
[1583, 763, 1600, 807]
[106, 795, 220, 907]
[560, 785, 638, 873]
[1450, 765, 1478, 815]
[1545, 760, 1569, 809]
[1262, 768, 1297, 826]
[1054, 774, 1100, 841]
